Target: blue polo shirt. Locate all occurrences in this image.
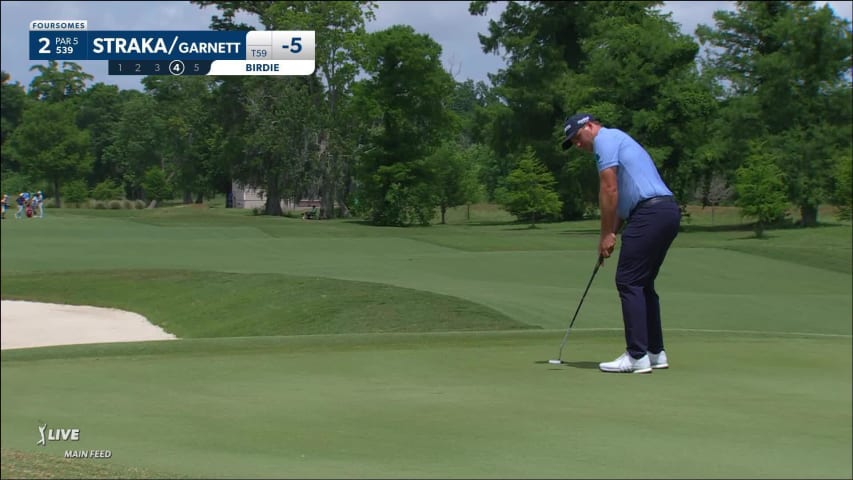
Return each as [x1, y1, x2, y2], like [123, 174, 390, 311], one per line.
[594, 127, 673, 220]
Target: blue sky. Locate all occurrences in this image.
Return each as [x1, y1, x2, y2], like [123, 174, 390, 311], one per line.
[2, 1, 851, 91]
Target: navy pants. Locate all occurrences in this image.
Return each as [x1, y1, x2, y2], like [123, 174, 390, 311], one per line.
[616, 198, 681, 359]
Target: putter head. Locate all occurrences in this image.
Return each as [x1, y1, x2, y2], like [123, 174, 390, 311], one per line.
[548, 359, 563, 365]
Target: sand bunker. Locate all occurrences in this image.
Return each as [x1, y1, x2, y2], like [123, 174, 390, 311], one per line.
[1, 300, 176, 350]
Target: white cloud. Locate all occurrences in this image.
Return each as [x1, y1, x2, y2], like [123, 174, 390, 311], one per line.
[660, 1, 737, 36]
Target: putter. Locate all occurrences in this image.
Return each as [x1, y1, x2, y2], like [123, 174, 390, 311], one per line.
[548, 254, 604, 365]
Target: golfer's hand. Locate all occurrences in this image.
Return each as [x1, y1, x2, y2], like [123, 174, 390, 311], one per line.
[599, 232, 616, 259]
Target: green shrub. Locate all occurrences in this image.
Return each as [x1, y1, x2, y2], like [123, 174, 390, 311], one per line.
[831, 153, 852, 221]
[735, 145, 789, 238]
[496, 147, 563, 227]
[142, 167, 172, 203]
[62, 180, 89, 207]
[91, 180, 125, 201]
[108, 200, 123, 209]
[1, 172, 36, 199]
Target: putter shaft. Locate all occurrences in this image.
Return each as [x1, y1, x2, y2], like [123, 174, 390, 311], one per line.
[553, 255, 604, 361]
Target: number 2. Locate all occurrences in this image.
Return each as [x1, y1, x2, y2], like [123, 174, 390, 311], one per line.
[38, 37, 50, 54]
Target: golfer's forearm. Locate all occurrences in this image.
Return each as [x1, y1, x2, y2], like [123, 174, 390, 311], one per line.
[599, 189, 619, 236]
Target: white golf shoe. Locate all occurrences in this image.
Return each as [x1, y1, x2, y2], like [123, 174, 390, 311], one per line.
[648, 350, 669, 369]
[599, 352, 652, 374]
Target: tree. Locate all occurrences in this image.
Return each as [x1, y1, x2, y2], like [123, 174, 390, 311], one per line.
[28, 60, 93, 102]
[562, 7, 714, 212]
[1, 72, 29, 173]
[697, 1, 853, 226]
[429, 142, 482, 224]
[75, 83, 123, 187]
[193, 1, 377, 217]
[4, 101, 92, 207]
[237, 76, 322, 216]
[469, 1, 591, 217]
[353, 25, 456, 226]
[496, 147, 563, 227]
[142, 75, 222, 204]
[448, 79, 493, 146]
[735, 143, 789, 238]
[694, 172, 734, 226]
[101, 91, 165, 199]
[264, 1, 376, 218]
[470, 1, 711, 219]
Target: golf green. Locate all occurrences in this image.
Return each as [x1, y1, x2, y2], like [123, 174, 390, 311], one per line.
[1, 330, 850, 478]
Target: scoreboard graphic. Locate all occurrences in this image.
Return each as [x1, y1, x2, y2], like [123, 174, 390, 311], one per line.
[29, 20, 315, 76]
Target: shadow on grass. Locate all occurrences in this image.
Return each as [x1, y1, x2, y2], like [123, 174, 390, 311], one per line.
[680, 223, 755, 233]
[557, 228, 600, 235]
[681, 219, 849, 234]
[452, 221, 523, 227]
[533, 360, 599, 370]
[560, 361, 600, 370]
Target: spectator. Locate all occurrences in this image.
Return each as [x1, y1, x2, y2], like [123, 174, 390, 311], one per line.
[36, 191, 44, 218]
[302, 205, 318, 220]
[1, 194, 7, 220]
[31, 192, 41, 219]
[14, 193, 25, 219]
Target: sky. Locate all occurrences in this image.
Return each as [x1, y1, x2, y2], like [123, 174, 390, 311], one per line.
[2, 0, 851, 92]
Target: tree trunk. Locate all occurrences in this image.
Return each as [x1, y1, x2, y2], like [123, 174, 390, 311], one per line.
[53, 179, 62, 208]
[323, 184, 335, 219]
[800, 204, 818, 227]
[441, 205, 447, 224]
[183, 191, 193, 204]
[338, 200, 350, 218]
[265, 182, 282, 216]
[754, 221, 765, 238]
[194, 192, 204, 204]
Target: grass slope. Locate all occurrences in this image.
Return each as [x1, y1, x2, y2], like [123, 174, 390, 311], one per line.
[0, 270, 531, 337]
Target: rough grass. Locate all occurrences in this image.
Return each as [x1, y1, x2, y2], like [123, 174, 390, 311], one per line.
[1, 448, 181, 479]
[0, 270, 532, 337]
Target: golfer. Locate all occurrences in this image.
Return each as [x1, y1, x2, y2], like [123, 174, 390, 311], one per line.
[561, 113, 680, 373]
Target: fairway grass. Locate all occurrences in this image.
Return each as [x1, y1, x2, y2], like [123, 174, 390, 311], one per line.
[2, 205, 851, 478]
[2, 330, 850, 479]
